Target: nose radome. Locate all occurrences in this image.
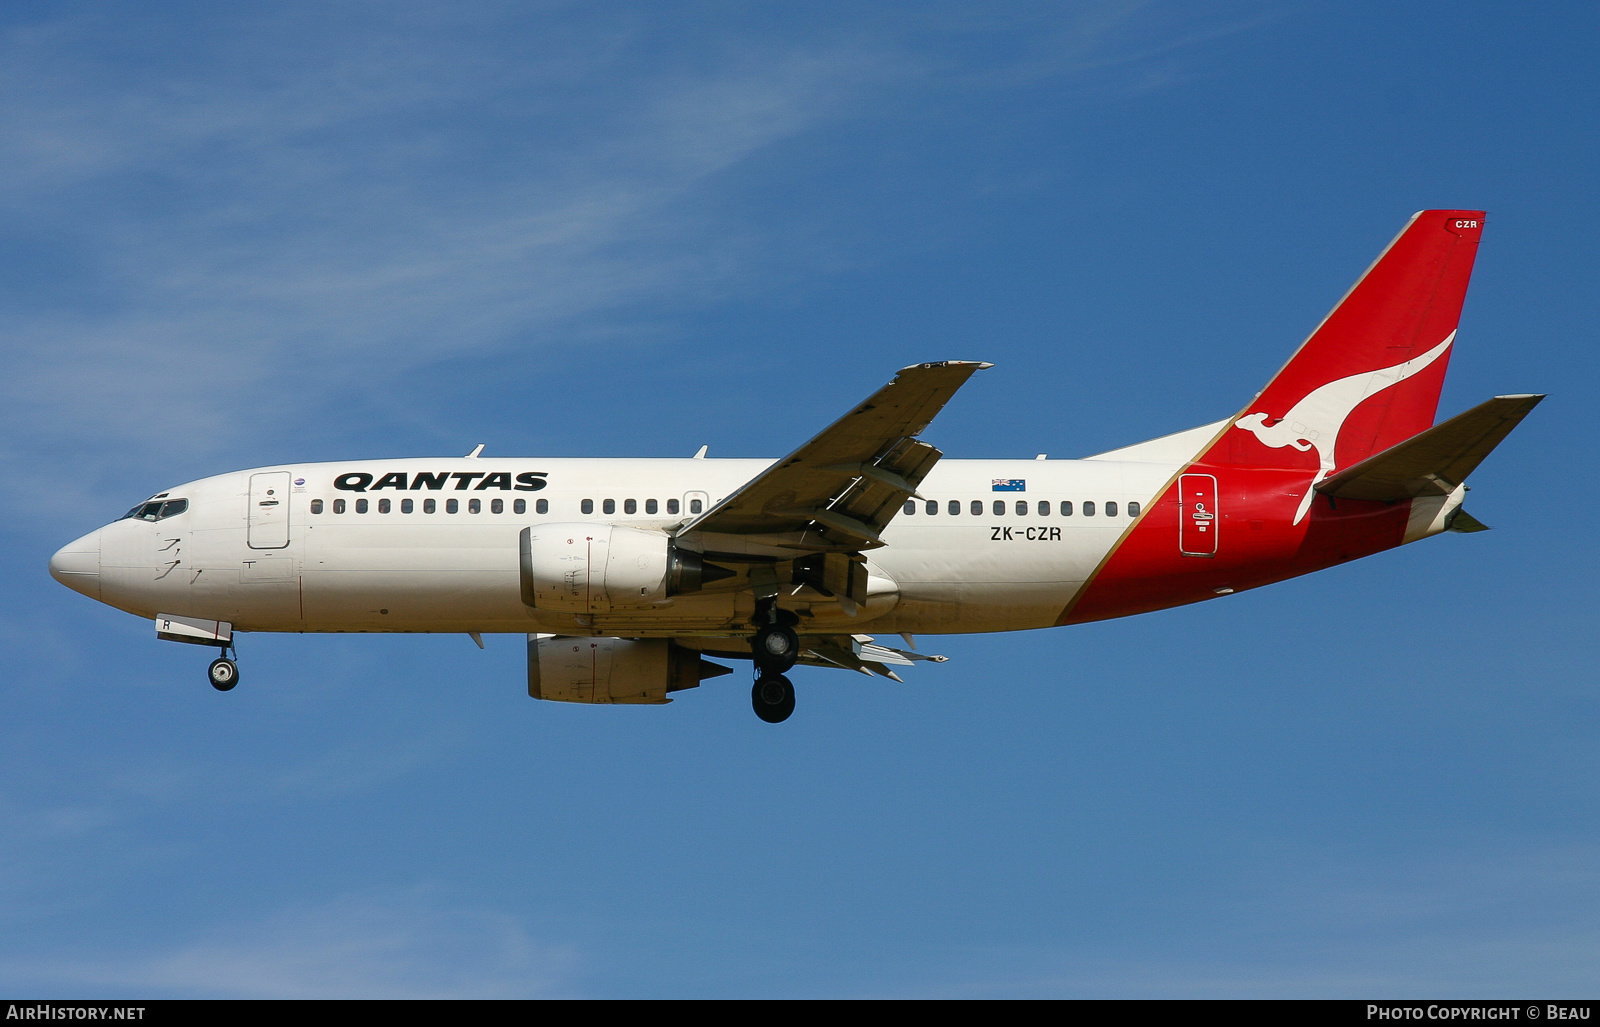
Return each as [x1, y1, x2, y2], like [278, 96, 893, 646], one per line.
[49, 529, 102, 600]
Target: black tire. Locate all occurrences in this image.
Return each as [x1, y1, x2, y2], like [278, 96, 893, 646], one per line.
[752, 625, 799, 673]
[751, 675, 795, 723]
[208, 658, 238, 691]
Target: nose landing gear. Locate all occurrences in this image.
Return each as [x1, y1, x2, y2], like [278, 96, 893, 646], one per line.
[207, 645, 239, 691]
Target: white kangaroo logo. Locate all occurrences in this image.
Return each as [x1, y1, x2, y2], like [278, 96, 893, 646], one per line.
[1235, 331, 1454, 524]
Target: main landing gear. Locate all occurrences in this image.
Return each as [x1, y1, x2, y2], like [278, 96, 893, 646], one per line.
[752, 675, 795, 724]
[750, 600, 800, 723]
[208, 644, 239, 691]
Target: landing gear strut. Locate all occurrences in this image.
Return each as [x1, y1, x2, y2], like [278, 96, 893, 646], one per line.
[208, 644, 239, 691]
[750, 599, 799, 722]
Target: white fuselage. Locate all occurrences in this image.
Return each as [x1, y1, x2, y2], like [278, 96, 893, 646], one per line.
[67, 456, 1179, 640]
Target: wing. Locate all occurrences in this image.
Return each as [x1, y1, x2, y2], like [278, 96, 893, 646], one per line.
[675, 361, 990, 559]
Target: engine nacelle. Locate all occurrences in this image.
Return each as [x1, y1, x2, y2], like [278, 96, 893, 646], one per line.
[519, 524, 726, 613]
[527, 635, 731, 704]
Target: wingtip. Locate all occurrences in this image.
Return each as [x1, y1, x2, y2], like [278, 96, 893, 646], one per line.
[897, 360, 994, 373]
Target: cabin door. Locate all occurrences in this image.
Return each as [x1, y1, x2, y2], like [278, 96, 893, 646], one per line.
[1178, 473, 1218, 557]
[248, 472, 292, 549]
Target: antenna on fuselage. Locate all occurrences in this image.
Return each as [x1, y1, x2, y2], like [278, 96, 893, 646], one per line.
[465, 444, 485, 458]
[693, 445, 708, 459]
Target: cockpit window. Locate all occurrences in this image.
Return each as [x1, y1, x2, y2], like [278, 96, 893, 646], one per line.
[122, 499, 188, 522]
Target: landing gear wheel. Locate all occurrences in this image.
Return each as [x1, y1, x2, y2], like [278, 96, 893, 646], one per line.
[208, 658, 239, 691]
[752, 675, 795, 723]
[752, 625, 799, 674]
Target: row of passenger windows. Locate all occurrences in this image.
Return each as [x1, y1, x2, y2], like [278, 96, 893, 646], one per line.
[579, 498, 703, 516]
[902, 499, 1139, 518]
[309, 494, 1135, 519]
[312, 497, 547, 515]
[309, 496, 706, 516]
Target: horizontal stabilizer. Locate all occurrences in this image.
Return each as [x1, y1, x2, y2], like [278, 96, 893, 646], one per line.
[1315, 394, 1543, 502]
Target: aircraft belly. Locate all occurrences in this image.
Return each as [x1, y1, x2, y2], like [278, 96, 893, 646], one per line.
[295, 539, 743, 634]
[299, 568, 516, 631]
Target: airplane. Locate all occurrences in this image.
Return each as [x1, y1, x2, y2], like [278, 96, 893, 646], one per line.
[48, 209, 1541, 723]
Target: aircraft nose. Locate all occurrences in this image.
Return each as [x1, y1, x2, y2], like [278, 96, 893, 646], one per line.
[49, 528, 102, 600]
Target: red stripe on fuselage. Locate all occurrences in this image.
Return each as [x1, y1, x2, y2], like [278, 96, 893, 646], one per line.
[1059, 464, 1410, 625]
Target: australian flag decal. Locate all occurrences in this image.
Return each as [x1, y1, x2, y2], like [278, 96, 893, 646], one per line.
[991, 479, 1026, 492]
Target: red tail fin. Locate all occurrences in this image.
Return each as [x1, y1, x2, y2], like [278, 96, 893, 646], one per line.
[1214, 211, 1485, 485]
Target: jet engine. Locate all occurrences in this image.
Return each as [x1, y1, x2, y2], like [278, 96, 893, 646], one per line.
[518, 524, 729, 613]
[527, 635, 731, 704]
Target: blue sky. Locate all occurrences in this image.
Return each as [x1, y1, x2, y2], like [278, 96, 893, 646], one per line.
[3, 0, 1597, 998]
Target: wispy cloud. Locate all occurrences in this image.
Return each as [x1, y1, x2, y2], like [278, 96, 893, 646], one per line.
[0, 7, 902, 515]
[3, 889, 577, 998]
[0, 3, 1263, 522]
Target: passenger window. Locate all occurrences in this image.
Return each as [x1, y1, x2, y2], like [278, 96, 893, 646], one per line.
[379, 498, 391, 513]
[603, 499, 616, 515]
[926, 500, 937, 515]
[446, 498, 459, 514]
[1039, 500, 1051, 515]
[514, 499, 527, 515]
[993, 500, 1005, 516]
[903, 501, 915, 515]
[1083, 501, 1095, 516]
[423, 498, 436, 514]
[491, 498, 503, 514]
[1061, 501, 1073, 516]
[624, 499, 637, 514]
[402, 498, 414, 514]
[356, 498, 368, 514]
[468, 498, 481, 514]
[971, 500, 982, 515]
[581, 499, 594, 515]
[690, 499, 703, 514]
[534, 499, 546, 514]
[1106, 501, 1118, 517]
[949, 500, 960, 515]
[1016, 500, 1027, 516]
[646, 499, 658, 514]
[311, 499, 324, 514]
[667, 499, 680, 515]
[1128, 501, 1140, 517]
[333, 498, 346, 514]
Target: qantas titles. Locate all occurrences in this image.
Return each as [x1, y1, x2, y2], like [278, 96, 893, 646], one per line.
[333, 471, 548, 492]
